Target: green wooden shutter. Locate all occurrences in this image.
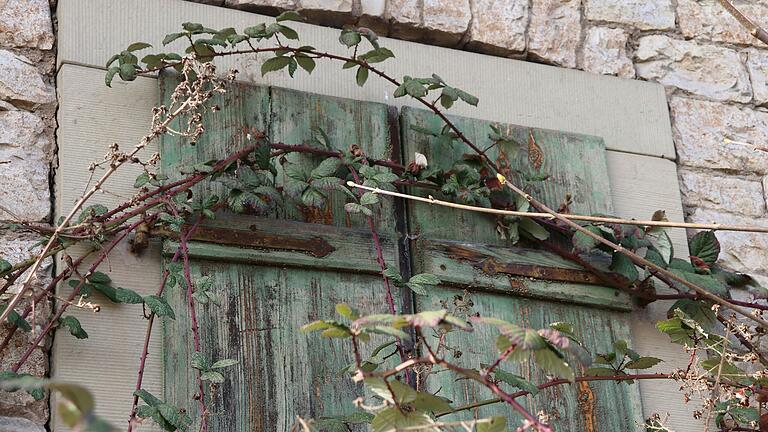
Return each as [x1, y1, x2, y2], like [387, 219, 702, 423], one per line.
[401, 107, 643, 431]
[159, 79, 643, 431]
[159, 80, 409, 430]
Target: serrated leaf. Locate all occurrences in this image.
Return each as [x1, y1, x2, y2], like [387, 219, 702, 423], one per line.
[143, 295, 176, 319]
[371, 407, 434, 432]
[211, 359, 239, 369]
[78, 205, 109, 223]
[689, 230, 720, 266]
[200, 371, 225, 383]
[105, 66, 120, 87]
[339, 29, 362, 47]
[127, 42, 152, 52]
[276, 10, 304, 22]
[335, 303, 358, 320]
[364, 377, 416, 404]
[60, 316, 88, 339]
[412, 391, 452, 412]
[0, 258, 11, 273]
[534, 348, 574, 382]
[295, 55, 315, 73]
[572, 226, 603, 252]
[359, 191, 379, 206]
[519, 217, 549, 240]
[115, 287, 143, 304]
[624, 357, 663, 370]
[261, 56, 291, 76]
[477, 416, 506, 432]
[490, 367, 538, 395]
[610, 252, 639, 282]
[344, 202, 372, 216]
[310, 157, 341, 179]
[134, 389, 162, 407]
[191, 351, 209, 370]
[356, 66, 368, 87]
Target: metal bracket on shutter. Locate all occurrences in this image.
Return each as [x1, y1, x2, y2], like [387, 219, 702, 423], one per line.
[153, 225, 336, 258]
[440, 242, 603, 285]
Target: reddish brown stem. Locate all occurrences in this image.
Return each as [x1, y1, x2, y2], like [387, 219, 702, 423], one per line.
[127, 220, 202, 432]
[178, 217, 208, 431]
[11, 215, 156, 372]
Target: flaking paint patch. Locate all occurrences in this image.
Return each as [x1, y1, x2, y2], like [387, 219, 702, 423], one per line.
[577, 380, 597, 432]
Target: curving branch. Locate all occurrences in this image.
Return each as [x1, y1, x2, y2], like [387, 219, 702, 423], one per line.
[717, 0, 768, 45]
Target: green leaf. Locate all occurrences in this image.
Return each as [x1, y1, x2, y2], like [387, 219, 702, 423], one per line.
[624, 357, 663, 370]
[689, 230, 720, 265]
[127, 42, 152, 52]
[77, 204, 109, 223]
[364, 377, 416, 404]
[60, 316, 88, 339]
[104, 66, 120, 88]
[534, 348, 574, 382]
[310, 157, 341, 178]
[519, 217, 549, 241]
[344, 202, 372, 216]
[190, 351, 209, 370]
[200, 371, 225, 383]
[295, 55, 315, 73]
[477, 416, 506, 432]
[412, 391, 452, 412]
[669, 299, 716, 332]
[261, 56, 292, 76]
[356, 66, 369, 87]
[134, 389, 162, 407]
[115, 287, 143, 304]
[0, 258, 11, 273]
[143, 295, 176, 319]
[211, 358, 239, 369]
[572, 226, 603, 252]
[670, 269, 728, 297]
[610, 253, 639, 282]
[162, 32, 186, 45]
[1, 305, 31, 332]
[134, 172, 150, 188]
[277, 24, 299, 40]
[301, 187, 326, 208]
[490, 367, 539, 395]
[276, 10, 304, 22]
[359, 192, 379, 206]
[584, 367, 618, 377]
[339, 29, 361, 47]
[335, 303, 359, 320]
[371, 407, 434, 432]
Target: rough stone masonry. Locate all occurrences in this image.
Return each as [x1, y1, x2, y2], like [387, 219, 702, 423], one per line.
[5, 0, 768, 430]
[0, 0, 56, 431]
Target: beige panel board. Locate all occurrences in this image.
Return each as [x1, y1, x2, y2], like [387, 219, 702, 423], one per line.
[53, 67, 693, 430]
[53, 64, 162, 431]
[57, 0, 675, 159]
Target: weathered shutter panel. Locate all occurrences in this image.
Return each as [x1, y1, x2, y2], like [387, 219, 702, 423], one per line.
[400, 107, 644, 431]
[159, 79, 407, 430]
[159, 76, 644, 431]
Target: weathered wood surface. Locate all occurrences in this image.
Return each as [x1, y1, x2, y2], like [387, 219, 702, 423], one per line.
[401, 108, 644, 429]
[160, 79, 405, 430]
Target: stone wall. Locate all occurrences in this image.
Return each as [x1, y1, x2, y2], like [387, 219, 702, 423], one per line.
[0, 0, 57, 431]
[211, 0, 768, 282]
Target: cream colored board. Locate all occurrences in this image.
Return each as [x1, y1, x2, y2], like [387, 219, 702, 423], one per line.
[57, 0, 675, 159]
[53, 63, 695, 429]
[54, 64, 163, 431]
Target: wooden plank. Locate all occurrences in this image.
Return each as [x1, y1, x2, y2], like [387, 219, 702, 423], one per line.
[420, 240, 633, 311]
[268, 86, 395, 231]
[160, 79, 407, 431]
[160, 218, 399, 274]
[421, 287, 641, 432]
[163, 260, 403, 430]
[58, 0, 676, 160]
[400, 106, 613, 244]
[401, 107, 644, 427]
